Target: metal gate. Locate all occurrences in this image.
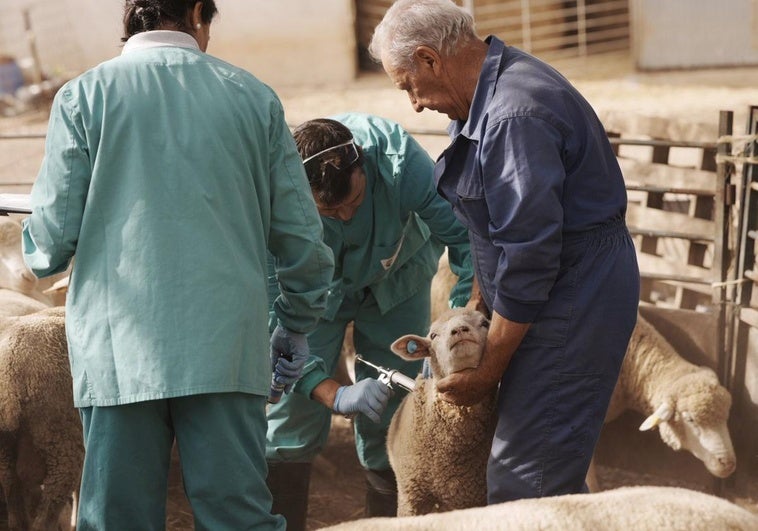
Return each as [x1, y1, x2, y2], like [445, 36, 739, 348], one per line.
[355, 0, 630, 70]
[727, 106, 758, 489]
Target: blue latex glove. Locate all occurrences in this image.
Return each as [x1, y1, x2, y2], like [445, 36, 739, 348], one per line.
[269, 325, 309, 394]
[333, 378, 392, 423]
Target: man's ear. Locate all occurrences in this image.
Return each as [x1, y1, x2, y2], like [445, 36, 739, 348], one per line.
[414, 46, 442, 75]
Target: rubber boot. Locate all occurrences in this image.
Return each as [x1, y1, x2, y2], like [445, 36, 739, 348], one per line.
[364, 468, 398, 517]
[266, 461, 312, 531]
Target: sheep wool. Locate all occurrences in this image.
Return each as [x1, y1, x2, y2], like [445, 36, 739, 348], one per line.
[603, 314, 735, 480]
[319, 485, 758, 530]
[0, 307, 82, 531]
[388, 308, 496, 516]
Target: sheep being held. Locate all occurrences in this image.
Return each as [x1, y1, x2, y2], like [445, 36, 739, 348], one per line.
[388, 307, 496, 516]
[0, 306, 82, 531]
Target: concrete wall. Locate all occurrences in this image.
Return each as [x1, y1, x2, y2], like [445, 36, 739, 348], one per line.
[631, 0, 758, 70]
[0, 0, 357, 90]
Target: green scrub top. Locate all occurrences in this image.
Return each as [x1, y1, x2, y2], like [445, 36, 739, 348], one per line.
[284, 112, 473, 396]
[22, 32, 334, 408]
[321, 113, 472, 315]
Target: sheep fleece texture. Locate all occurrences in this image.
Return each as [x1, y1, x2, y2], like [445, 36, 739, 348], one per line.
[388, 377, 496, 515]
[320, 485, 758, 530]
[0, 307, 82, 530]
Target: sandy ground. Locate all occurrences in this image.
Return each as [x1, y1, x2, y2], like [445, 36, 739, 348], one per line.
[1, 51, 757, 529]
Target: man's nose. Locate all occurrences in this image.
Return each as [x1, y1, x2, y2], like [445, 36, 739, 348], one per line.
[409, 93, 424, 113]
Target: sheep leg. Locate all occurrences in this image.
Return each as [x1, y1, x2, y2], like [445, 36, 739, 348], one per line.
[397, 481, 440, 516]
[585, 456, 600, 493]
[67, 490, 78, 531]
[396, 492, 412, 517]
[31, 493, 73, 531]
[30, 453, 79, 531]
[31, 493, 71, 531]
[0, 439, 30, 531]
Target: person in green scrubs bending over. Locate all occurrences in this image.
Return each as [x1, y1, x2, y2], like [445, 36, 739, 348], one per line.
[265, 112, 473, 528]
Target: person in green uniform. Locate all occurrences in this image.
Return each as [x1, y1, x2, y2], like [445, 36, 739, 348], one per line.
[21, 1, 334, 530]
[265, 113, 473, 528]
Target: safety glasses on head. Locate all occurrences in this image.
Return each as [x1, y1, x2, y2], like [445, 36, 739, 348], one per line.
[302, 139, 360, 178]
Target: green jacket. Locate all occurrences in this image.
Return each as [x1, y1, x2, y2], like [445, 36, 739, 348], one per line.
[22, 31, 334, 407]
[321, 113, 472, 317]
[269, 113, 473, 395]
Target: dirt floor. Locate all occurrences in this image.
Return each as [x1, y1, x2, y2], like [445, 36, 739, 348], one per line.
[2, 51, 758, 529]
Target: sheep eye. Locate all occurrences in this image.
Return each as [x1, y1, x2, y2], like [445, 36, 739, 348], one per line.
[480, 320, 489, 328]
[682, 412, 695, 423]
[429, 332, 437, 340]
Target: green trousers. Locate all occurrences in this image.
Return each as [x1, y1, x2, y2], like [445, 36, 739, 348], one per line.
[77, 393, 284, 531]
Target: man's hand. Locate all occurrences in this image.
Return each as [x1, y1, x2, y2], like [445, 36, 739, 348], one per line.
[333, 379, 392, 423]
[436, 368, 498, 406]
[438, 311, 530, 406]
[269, 325, 309, 393]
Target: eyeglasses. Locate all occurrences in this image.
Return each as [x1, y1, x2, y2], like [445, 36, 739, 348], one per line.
[302, 140, 360, 178]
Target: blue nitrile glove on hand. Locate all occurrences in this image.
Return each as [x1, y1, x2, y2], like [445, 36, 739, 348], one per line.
[270, 325, 310, 394]
[333, 378, 392, 423]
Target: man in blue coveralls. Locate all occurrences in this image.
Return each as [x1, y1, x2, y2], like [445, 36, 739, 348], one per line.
[370, 0, 640, 504]
[265, 112, 473, 529]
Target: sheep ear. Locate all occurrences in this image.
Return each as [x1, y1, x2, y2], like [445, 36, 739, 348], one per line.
[43, 275, 69, 294]
[639, 402, 673, 431]
[390, 335, 430, 361]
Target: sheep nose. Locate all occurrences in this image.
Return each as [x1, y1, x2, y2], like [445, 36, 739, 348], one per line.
[451, 326, 470, 336]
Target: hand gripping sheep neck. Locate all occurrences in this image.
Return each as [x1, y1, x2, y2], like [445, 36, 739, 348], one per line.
[355, 355, 415, 392]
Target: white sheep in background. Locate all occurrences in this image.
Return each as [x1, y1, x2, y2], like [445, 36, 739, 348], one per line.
[0, 306, 82, 531]
[319, 485, 758, 531]
[597, 314, 736, 483]
[0, 217, 68, 307]
[387, 307, 496, 516]
[0, 288, 48, 319]
[431, 253, 736, 490]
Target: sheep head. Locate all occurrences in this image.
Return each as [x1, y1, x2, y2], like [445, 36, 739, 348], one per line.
[639, 368, 736, 478]
[390, 308, 490, 380]
[0, 217, 38, 294]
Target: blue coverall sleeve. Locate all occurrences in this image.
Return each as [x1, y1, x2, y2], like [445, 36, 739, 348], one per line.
[267, 101, 335, 334]
[396, 131, 473, 307]
[482, 116, 565, 322]
[22, 86, 88, 277]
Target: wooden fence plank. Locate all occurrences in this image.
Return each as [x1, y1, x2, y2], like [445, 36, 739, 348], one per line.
[620, 158, 717, 193]
[637, 254, 713, 289]
[627, 204, 715, 240]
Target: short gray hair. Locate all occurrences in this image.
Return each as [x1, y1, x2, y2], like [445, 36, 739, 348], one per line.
[368, 0, 478, 72]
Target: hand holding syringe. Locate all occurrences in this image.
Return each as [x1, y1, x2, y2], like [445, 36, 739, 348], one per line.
[355, 354, 416, 393]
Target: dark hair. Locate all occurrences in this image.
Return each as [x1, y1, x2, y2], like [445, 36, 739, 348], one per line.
[122, 0, 218, 42]
[292, 119, 365, 208]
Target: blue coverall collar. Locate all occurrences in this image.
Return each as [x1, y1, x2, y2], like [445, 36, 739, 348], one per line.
[449, 35, 508, 142]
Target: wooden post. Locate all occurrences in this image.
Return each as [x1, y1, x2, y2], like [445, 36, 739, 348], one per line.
[712, 111, 733, 497]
